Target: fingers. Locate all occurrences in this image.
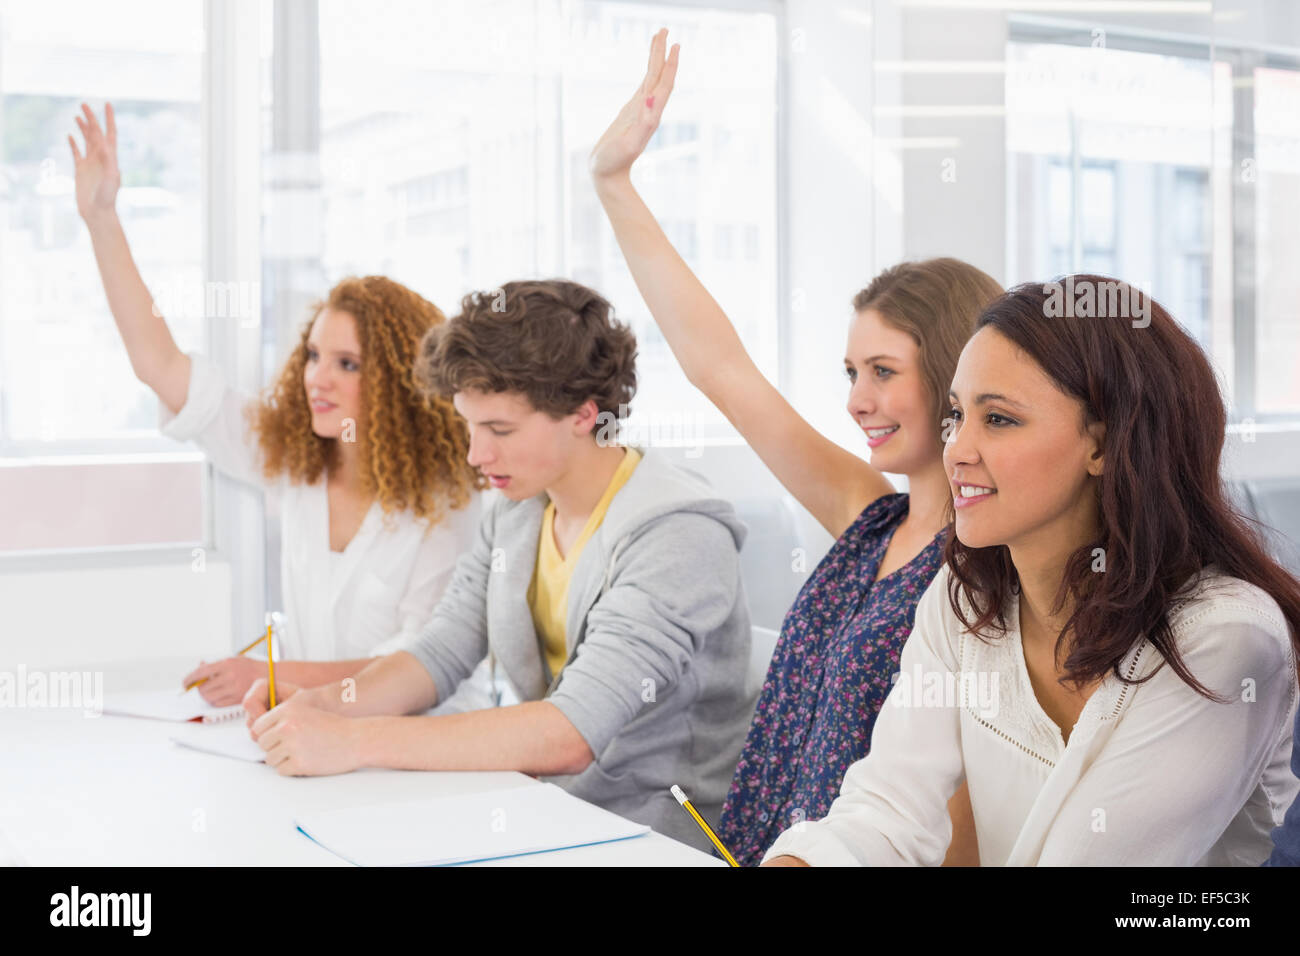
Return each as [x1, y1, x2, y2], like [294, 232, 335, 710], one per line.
[197, 678, 232, 705]
[183, 660, 219, 687]
[81, 102, 104, 142]
[243, 678, 270, 727]
[105, 101, 117, 144]
[658, 43, 680, 101]
[640, 27, 667, 95]
[645, 42, 680, 122]
[255, 716, 284, 753]
[68, 134, 82, 163]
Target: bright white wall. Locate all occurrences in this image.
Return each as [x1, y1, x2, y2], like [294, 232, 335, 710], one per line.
[0, 556, 232, 671]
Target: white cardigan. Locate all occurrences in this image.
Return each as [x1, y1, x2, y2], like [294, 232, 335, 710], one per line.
[161, 352, 483, 665]
[763, 564, 1299, 866]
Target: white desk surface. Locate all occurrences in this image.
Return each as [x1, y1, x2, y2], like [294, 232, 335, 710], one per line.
[0, 657, 723, 867]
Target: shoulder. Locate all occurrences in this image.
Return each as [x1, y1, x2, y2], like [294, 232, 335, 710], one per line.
[614, 509, 740, 566]
[840, 492, 909, 542]
[623, 447, 716, 499]
[410, 488, 486, 542]
[1170, 571, 1289, 643]
[1161, 570, 1295, 686]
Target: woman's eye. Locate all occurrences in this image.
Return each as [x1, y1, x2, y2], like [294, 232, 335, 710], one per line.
[844, 366, 856, 383]
[986, 413, 1016, 426]
[947, 407, 962, 421]
[874, 365, 895, 379]
[341, 358, 360, 372]
[489, 429, 512, 438]
[305, 349, 318, 362]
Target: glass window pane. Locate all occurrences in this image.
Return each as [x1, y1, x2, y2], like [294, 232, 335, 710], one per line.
[1254, 65, 1300, 415]
[0, 0, 204, 552]
[1007, 41, 1229, 358]
[307, 0, 779, 439]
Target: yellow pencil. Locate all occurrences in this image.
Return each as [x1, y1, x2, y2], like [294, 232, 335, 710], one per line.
[184, 634, 274, 691]
[265, 616, 277, 709]
[671, 784, 739, 866]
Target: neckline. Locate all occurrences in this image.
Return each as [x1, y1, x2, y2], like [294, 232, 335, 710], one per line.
[323, 485, 379, 558]
[545, 447, 638, 564]
[869, 499, 946, 586]
[1009, 587, 1113, 749]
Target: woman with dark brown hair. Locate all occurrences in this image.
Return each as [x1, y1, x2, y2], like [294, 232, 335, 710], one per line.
[764, 276, 1300, 866]
[70, 103, 484, 705]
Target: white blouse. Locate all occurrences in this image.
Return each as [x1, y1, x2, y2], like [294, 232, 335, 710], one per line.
[763, 564, 1299, 866]
[160, 351, 483, 665]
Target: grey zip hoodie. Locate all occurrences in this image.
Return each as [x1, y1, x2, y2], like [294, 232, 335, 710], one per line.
[397, 447, 757, 853]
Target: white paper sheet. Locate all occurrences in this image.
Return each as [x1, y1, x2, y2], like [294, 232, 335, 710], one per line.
[170, 721, 267, 763]
[295, 783, 650, 866]
[104, 687, 245, 723]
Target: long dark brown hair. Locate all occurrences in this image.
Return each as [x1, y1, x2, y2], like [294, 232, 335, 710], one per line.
[944, 275, 1300, 698]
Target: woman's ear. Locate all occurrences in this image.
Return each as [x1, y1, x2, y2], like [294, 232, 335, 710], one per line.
[1085, 419, 1105, 477]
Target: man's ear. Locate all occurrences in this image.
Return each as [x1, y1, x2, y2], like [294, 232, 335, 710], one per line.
[1085, 419, 1105, 477]
[572, 398, 601, 436]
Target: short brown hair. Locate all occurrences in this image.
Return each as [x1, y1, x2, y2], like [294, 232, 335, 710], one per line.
[415, 279, 638, 419]
[853, 258, 1004, 430]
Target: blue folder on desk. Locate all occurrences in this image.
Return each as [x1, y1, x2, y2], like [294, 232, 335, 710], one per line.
[295, 782, 650, 866]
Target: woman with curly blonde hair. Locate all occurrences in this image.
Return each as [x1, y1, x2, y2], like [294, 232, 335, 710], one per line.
[71, 103, 484, 706]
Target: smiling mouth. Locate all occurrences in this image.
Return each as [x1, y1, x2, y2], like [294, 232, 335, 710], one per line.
[954, 484, 997, 506]
[865, 425, 899, 439]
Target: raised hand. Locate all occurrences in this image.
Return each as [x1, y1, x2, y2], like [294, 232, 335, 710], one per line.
[68, 102, 121, 221]
[589, 28, 680, 182]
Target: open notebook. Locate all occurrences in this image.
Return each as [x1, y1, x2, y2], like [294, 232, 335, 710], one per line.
[103, 687, 245, 724]
[295, 783, 650, 866]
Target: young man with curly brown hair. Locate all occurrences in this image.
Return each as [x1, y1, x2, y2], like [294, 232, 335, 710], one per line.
[243, 279, 757, 852]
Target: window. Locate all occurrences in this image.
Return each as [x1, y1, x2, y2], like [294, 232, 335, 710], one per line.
[1254, 66, 1300, 415]
[1007, 24, 1300, 423]
[0, 0, 205, 552]
[273, 0, 779, 442]
[1006, 39, 1227, 358]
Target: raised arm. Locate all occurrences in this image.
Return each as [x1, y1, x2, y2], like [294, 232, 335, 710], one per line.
[70, 102, 190, 414]
[590, 31, 894, 539]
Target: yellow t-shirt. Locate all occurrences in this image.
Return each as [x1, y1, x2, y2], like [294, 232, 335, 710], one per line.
[528, 447, 642, 679]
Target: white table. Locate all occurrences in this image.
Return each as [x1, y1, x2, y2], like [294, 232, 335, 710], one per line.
[0, 657, 723, 867]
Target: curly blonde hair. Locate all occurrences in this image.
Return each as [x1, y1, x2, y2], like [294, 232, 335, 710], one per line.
[249, 276, 484, 523]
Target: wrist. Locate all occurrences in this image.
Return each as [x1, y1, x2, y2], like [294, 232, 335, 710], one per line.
[592, 170, 634, 200]
[80, 205, 120, 232]
[303, 683, 339, 713]
[351, 716, 382, 767]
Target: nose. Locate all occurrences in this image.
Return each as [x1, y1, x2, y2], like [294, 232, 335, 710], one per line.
[466, 429, 492, 469]
[304, 359, 331, 394]
[942, 413, 979, 473]
[846, 378, 877, 422]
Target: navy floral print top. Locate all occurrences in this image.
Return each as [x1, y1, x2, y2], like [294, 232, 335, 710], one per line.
[718, 493, 947, 866]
